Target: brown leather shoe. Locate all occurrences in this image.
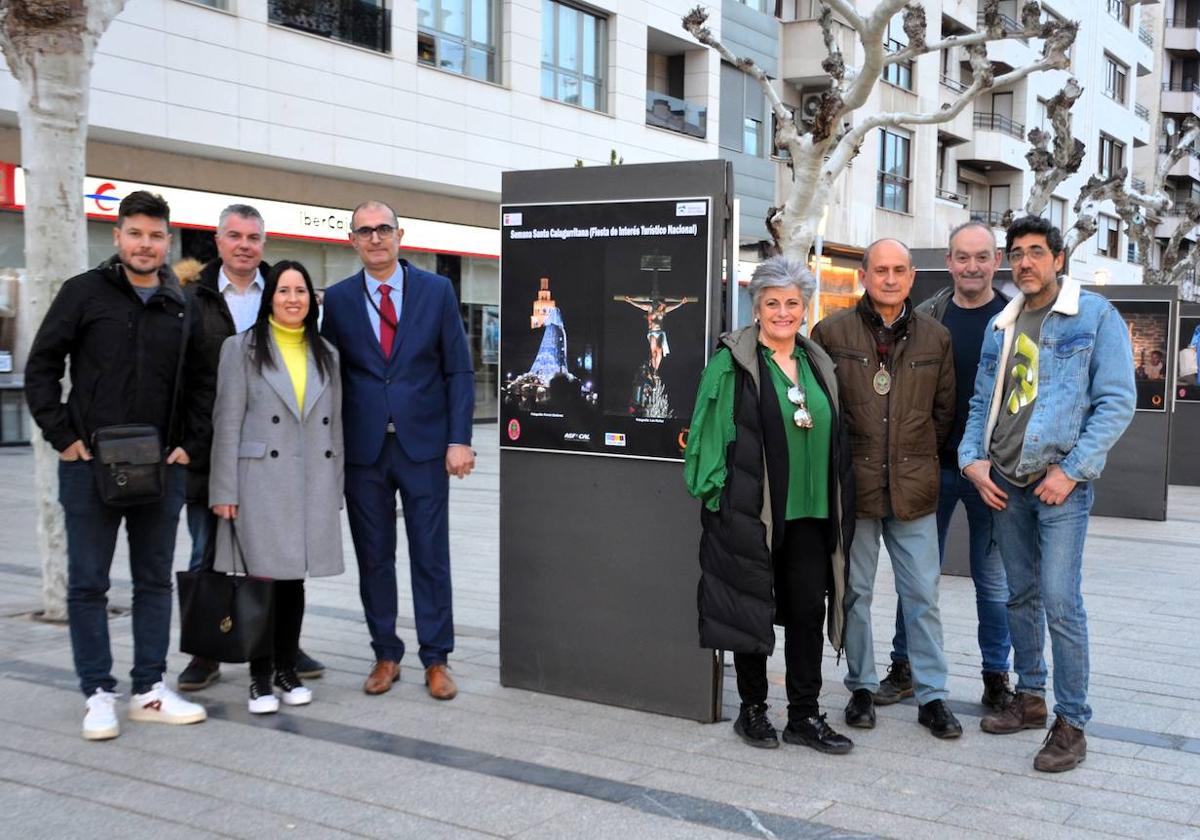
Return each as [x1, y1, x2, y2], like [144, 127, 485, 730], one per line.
[424, 663, 457, 701]
[363, 660, 399, 695]
[980, 691, 1048, 734]
[1034, 717, 1086, 772]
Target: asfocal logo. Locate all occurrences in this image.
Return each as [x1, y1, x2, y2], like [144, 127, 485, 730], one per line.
[563, 432, 591, 442]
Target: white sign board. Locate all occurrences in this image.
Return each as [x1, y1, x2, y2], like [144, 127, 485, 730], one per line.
[10, 168, 500, 259]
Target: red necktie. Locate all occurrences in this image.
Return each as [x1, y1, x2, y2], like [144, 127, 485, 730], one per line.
[379, 284, 396, 358]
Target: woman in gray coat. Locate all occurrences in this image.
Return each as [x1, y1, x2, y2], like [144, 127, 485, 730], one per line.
[210, 260, 344, 715]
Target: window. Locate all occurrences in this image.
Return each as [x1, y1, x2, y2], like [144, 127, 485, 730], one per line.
[1103, 55, 1128, 104]
[877, 128, 911, 212]
[1097, 214, 1120, 257]
[268, 0, 391, 53]
[1046, 196, 1067, 231]
[1105, 0, 1130, 27]
[1036, 98, 1050, 132]
[418, 0, 498, 82]
[743, 117, 762, 156]
[733, 0, 770, 11]
[882, 14, 913, 90]
[542, 0, 607, 112]
[719, 62, 766, 157]
[1098, 134, 1125, 178]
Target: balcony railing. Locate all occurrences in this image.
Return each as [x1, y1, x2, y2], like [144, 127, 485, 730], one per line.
[940, 74, 967, 94]
[973, 209, 1012, 226]
[977, 11, 1023, 34]
[1135, 103, 1150, 121]
[1163, 81, 1200, 93]
[935, 187, 969, 206]
[1164, 18, 1200, 28]
[645, 91, 707, 139]
[269, 0, 390, 53]
[1138, 25, 1153, 47]
[1166, 189, 1200, 211]
[1160, 139, 1200, 160]
[974, 111, 1025, 139]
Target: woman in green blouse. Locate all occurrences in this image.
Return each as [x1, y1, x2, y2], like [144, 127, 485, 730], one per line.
[685, 257, 854, 754]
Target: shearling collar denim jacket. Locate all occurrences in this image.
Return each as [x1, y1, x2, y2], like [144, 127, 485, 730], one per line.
[957, 275, 1136, 483]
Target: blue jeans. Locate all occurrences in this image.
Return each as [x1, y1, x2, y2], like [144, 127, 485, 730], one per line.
[59, 460, 187, 697]
[891, 468, 1011, 673]
[186, 501, 216, 572]
[844, 512, 949, 705]
[990, 472, 1094, 729]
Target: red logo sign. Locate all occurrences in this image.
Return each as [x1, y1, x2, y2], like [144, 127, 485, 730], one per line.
[507, 419, 521, 441]
[87, 182, 120, 213]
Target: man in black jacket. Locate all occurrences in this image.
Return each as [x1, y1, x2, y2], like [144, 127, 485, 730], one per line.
[180, 204, 269, 577]
[176, 203, 325, 691]
[874, 220, 1014, 712]
[25, 191, 211, 741]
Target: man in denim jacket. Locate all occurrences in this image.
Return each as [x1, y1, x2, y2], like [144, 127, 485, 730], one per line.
[959, 216, 1135, 773]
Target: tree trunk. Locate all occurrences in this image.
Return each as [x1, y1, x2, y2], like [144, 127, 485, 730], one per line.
[1, 0, 126, 620]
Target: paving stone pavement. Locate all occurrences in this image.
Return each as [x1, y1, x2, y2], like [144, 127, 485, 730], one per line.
[1, 435, 1199, 839]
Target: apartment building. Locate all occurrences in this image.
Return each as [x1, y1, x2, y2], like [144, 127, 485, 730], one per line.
[748, 0, 1158, 321]
[0, 0, 724, 422]
[1155, 1, 1200, 300]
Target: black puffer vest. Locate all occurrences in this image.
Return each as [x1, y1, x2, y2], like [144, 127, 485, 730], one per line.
[696, 331, 855, 656]
[697, 349, 783, 655]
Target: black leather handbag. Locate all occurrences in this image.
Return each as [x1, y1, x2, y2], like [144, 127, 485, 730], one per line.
[176, 521, 275, 663]
[91, 424, 166, 506]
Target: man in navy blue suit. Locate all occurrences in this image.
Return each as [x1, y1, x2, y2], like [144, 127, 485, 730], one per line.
[321, 200, 475, 700]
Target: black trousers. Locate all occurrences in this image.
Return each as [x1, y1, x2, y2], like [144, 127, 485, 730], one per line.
[734, 518, 831, 721]
[250, 580, 305, 677]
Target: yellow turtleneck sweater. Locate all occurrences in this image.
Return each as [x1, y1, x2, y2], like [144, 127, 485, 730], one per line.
[270, 317, 307, 415]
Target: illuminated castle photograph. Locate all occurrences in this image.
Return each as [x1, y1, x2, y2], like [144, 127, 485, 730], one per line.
[503, 277, 596, 412]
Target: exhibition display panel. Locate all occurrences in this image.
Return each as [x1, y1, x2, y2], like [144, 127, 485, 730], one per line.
[498, 161, 730, 722]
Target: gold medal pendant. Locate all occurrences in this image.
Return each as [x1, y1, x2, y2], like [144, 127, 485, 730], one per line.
[873, 363, 892, 396]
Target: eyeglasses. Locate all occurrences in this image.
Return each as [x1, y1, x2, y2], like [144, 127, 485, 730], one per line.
[352, 224, 396, 240]
[1006, 246, 1050, 264]
[787, 385, 814, 429]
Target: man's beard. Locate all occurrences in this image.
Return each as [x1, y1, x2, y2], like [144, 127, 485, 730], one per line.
[120, 255, 164, 277]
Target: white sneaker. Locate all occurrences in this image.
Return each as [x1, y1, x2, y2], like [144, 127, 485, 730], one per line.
[83, 689, 119, 741]
[274, 670, 312, 706]
[249, 676, 279, 715]
[128, 681, 207, 725]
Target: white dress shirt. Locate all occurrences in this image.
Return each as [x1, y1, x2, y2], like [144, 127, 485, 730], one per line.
[219, 266, 265, 333]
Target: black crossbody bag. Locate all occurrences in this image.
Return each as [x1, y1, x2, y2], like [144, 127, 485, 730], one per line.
[90, 295, 191, 507]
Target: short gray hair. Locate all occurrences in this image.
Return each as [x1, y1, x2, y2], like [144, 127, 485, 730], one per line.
[748, 256, 817, 309]
[218, 204, 265, 236]
[947, 220, 996, 251]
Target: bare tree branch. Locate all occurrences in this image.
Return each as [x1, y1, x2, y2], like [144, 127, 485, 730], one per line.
[682, 0, 1077, 260]
[1023, 79, 1084, 217]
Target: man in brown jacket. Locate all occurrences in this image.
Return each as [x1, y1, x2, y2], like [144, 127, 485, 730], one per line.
[811, 238, 961, 739]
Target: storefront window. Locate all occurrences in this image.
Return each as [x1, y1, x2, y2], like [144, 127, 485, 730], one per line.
[810, 257, 860, 321]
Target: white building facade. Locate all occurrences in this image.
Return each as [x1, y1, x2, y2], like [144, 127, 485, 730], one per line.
[0, 0, 724, 421]
[765, 0, 1157, 321]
